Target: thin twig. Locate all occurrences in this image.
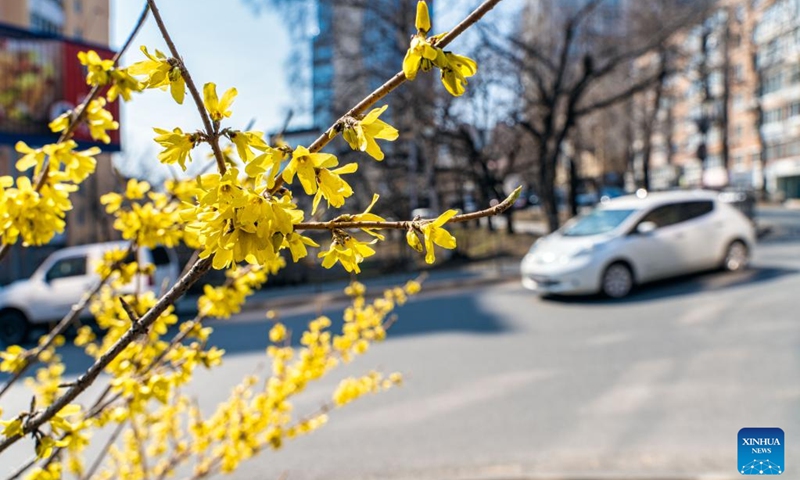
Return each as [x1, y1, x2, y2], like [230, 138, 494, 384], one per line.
[0, 242, 134, 401]
[81, 420, 126, 480]
[295, 186, 520, 231]
[0, 257, 213, 455]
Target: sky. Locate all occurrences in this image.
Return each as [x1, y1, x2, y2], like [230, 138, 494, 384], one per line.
[110, 0, 295, 180]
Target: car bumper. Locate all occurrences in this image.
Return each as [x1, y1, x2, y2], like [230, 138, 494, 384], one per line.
[520, 256, 603, 295]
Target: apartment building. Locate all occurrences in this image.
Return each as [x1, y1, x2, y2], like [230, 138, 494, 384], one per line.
[643, 0, 800, 199]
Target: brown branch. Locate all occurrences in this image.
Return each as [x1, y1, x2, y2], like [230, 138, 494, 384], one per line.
[81, 421, 126, 480]
[145, 0, 227, 175]
[0, 257, 213, 455]
[295, 186, 521, 231]
[0, 277, 105, 399]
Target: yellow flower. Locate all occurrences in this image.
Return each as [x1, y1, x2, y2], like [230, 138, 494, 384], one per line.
[14, 141, 46, 174]
[78, 50, 114, 86]
[284, 232, 319, 262]
[419, 209, 458, 263]
[60, 144, 100, 183]
[342, 105, 399, 161]
[0, 345, 28, 372]
[416, 1, 431, 33]
[107, 67, 142, 102]
[312, 163, 357, 214]
[318, 234, 376, 273]
[245, 148, 288, 188]
[100, 192, 123, 213]
[282, 146, 338, 195]
[228, 130, 269, 162]
[153, 127, 197, 170]
[203, 82, 237, 122]
[403, 34, 445, 80]
[128, 46, 185, 104]
[86, 98, 119, 143]
[350, 194, 386, 240]
[269, 323, 287, 343]
[440, 52, 478, 97]
[50, 98, 121, 144]
[124, 179, 150, 200]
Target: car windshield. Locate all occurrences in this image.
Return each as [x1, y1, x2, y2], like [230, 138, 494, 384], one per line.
[562, 209, 636, 237]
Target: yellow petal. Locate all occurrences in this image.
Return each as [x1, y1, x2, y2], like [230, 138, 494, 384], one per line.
[415, 1, 431, 33]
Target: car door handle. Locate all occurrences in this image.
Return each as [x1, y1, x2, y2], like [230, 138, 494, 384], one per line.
[673, 232, 685, 239]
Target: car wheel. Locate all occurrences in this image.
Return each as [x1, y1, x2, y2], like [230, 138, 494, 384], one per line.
[601, 263, 633, 299]
[722, 240, 749, 272]
[0, 310, 31, 346]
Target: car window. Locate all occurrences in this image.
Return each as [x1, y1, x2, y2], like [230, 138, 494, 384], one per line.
[639, 204, 683, 229]
[46, 256, 87, 282]
[562, 209, 636, 236]
[678, 200, 714, 222]
[150, 247, 172, 266]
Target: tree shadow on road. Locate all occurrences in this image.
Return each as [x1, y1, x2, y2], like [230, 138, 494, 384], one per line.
[2, 289, 511, 379]
[206, 291, 512, 355]
[542, 266, 798, 305]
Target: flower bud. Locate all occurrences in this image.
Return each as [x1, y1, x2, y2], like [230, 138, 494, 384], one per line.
[415, 1, 431, 33]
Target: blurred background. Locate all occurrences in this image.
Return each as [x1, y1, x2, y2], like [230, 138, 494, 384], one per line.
[1, 0, 799, 478]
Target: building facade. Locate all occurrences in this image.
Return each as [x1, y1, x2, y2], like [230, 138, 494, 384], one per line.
[0, 0, 116, 283]
[642, 0, 800, 199]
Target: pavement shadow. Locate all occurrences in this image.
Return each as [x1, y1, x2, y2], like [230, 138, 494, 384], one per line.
[1, 290, 511, 379]
[206, 291, 511, 355]
[542, 265, 798, 305]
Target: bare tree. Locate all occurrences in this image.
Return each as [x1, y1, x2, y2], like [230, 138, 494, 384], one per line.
[485, 0, 712, 232]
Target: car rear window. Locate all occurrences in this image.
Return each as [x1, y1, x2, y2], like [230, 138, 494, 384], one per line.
[678, 200, 714, 222]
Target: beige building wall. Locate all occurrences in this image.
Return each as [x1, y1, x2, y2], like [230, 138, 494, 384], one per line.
[0, 0, 28, 28]
[64, 0, 109, 43]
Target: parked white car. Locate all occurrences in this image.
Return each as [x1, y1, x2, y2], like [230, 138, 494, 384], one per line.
[521, 190, 756, 298]
[0, 241, 179, 345]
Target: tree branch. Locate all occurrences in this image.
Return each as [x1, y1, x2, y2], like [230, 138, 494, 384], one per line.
[295, 187, 521, 231]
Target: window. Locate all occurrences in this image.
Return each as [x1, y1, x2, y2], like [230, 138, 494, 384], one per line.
[640, 204, 683, 229]
[150, 247, 172, 266]
[678, 201, 714, 222]
[45, 256, 87, 282]
[791, 101, 800, 117]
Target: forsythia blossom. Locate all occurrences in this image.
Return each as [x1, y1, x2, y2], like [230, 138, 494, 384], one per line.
[341, 105, 399, 161]
[403, 1, 478, 97]
[128, 46, 186, 104]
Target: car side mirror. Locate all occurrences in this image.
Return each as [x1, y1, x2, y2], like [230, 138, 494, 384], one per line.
[635, 221, 657, 235]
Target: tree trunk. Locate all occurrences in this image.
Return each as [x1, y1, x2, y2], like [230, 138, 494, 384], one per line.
[569, 155, 579, 217]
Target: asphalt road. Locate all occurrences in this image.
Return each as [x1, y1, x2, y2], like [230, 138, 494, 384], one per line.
[2, 208, 799, 479]
[189, 209, 800, 480]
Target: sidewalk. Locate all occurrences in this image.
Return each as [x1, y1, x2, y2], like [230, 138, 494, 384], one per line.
[176, 257, 522, 315]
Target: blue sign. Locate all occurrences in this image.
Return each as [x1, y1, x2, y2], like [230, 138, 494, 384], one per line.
[739, 427, 784, 475]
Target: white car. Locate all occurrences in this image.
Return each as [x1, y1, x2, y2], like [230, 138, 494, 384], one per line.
[521, 190, 756, 298]
[0, 241, 179, 345]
